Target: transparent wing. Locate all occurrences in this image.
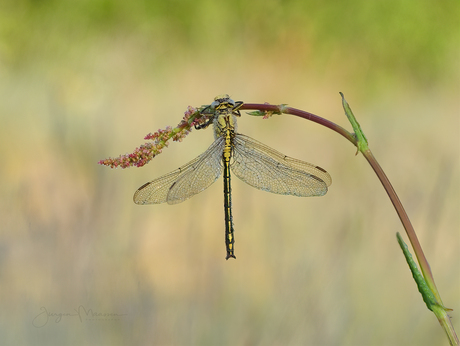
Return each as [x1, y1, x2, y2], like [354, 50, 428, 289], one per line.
[133, 137, 225, 205]
[231, 134, 331, 197]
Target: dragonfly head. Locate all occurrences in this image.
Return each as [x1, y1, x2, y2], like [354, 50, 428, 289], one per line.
[211, 94, 235, 110]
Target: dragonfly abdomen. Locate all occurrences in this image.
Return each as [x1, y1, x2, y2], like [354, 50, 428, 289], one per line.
[223, 125, 236, 260]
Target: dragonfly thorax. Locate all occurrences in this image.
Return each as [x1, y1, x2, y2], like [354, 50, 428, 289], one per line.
[211, 94, 239, 140]
[213, 109, 237, 139]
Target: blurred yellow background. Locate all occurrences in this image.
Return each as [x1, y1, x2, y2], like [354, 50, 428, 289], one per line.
[1, 1, 458, 345]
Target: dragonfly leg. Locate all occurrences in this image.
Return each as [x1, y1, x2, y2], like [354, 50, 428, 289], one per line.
[195, 117, 213, 130]
[232, 101, 243, 117]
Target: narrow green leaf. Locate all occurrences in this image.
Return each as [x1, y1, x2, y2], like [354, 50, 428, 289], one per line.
[340, 92, 368, 153]
[396, 232, 438, 311]
[246, 110, 267, 116]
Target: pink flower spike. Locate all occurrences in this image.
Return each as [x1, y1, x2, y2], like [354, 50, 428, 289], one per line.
[99, 104, 206, 169]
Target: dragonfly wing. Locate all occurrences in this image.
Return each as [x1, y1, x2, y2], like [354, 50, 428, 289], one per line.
[133, 137, 225, 205]
[231, 134, 331, 197]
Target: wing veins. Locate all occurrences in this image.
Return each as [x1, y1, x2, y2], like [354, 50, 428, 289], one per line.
[133, 137, 225, 204]
[231, 134, 331, 197]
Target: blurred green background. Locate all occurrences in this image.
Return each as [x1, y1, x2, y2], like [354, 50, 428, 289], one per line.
[1, 0, 459, 345]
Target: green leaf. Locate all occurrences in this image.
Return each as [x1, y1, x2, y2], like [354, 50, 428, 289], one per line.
[340, 92, 368, 153]
[396, 232, 438, 311]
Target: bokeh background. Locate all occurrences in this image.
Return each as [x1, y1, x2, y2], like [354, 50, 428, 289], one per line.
[1, 1, 459, 345]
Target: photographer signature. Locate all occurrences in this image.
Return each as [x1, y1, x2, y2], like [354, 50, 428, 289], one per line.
[32, 305, 127, 328]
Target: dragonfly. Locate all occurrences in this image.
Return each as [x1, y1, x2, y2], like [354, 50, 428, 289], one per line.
[133, 94, 332, 259]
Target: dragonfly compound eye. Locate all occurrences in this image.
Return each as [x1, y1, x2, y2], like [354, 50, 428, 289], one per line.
[214, 94, 230, 101]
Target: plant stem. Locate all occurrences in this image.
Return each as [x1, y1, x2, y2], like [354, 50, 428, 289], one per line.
[243, 101, 440, 300]
[242, 103, 357, 144]
[241, 99, 458, 345]
[363, 149, 440, 300]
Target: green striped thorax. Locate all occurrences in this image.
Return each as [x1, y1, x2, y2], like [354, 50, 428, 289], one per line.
[210, 94, 240, 140]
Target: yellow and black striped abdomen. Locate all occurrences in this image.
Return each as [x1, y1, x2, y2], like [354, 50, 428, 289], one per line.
[222, 126, 236, 259]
